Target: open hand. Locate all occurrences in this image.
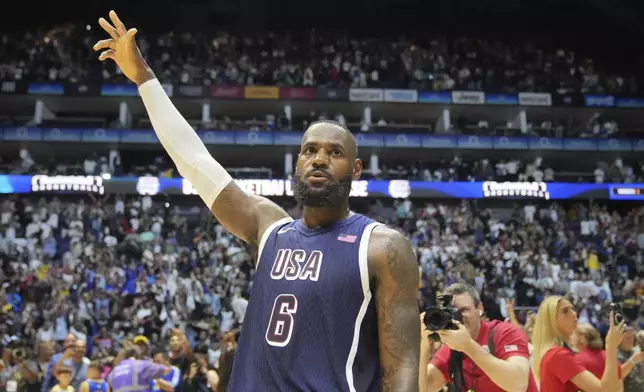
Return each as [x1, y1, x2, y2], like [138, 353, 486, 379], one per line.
[605, 311, 626, 349]
[93, 10, 154, 86]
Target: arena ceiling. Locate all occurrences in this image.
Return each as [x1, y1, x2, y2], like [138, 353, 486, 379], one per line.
[7, 0, 644, 36]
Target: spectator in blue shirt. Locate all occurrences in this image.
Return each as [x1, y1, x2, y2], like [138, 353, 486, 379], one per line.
[41, 334, 77, 392]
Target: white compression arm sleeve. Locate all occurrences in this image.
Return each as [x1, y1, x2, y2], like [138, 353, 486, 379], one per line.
[138, 78, 232, 207]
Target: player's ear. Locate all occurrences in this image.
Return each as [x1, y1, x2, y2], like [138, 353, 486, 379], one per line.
[352, 158, 363, 180]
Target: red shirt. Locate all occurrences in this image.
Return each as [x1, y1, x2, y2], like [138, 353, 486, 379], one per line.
[576, 348, 622, 379]
[540, 346, 588, 392]
[430, 320, 538, 392]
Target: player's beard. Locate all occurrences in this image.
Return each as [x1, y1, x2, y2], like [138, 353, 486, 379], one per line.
[293, 172, 352, 208]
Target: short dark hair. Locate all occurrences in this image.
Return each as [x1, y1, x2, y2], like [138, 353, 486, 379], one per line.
[443, 282, 482, 307]
[124, 345, 142, 360]
[88, 361, 102, 371]
[151, 347, 168, 359]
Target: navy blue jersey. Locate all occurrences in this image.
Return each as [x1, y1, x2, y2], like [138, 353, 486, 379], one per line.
[228, 213, 382, 392]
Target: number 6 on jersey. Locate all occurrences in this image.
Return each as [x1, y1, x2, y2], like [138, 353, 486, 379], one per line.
[265, 294, 298, 347]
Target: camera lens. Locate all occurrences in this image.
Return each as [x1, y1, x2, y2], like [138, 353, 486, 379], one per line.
[424, 308, 449, 330]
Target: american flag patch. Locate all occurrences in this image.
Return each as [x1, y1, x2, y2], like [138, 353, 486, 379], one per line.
[504, 345, 518, 352]
[337, 234, 357, 243]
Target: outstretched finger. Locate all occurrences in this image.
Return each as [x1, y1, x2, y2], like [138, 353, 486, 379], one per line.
[126, 28, 138, 40]
[109, 10, 127, 36]
[99, 18, 119, 40]
[98, 50, 115, 62]
[93, 39, 114, 52]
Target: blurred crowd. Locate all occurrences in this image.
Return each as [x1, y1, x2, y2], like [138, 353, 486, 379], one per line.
[0, 25, 641, 94]
[0, 194, 248, 391]
[0, 192, 643, 390]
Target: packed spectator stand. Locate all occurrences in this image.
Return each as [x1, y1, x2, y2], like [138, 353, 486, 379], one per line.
[1, 16, 644, 392]
[0, 25, 642, 96]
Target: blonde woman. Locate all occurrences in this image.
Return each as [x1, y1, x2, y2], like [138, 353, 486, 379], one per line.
[532, 296, 625, 392]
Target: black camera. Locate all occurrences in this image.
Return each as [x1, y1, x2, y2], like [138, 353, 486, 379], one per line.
[12, 349, 25, 360]
[423, 295, 463, 333]
[609, 302, 624, 325]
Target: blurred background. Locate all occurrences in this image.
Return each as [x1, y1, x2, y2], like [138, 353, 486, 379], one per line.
[0, 0, 643, 391]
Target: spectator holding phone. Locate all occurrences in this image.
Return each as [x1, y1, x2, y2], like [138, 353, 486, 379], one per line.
[572, 324, 623, 381]
[42, 335, 81, 392]
[532, 296, 625, 392]
[51, 340, 89, 392]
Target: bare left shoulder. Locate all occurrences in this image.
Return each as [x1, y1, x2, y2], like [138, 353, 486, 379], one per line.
[367, 225, 418, 282]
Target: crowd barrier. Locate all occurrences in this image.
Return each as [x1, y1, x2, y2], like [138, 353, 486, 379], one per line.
[3, 81, 644, 108]
[2, 127, 643, 152]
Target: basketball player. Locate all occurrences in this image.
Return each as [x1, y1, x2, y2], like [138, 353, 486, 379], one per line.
[94, 11, 420, 391]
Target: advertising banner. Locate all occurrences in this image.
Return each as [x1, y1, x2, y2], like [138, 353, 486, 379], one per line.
[279, 87, 315, 100]
[210, 86, 244, 99]
[1, 175, 643, 201]
[417, 91, 451, 104]
[518, 92, 552, 107]
[451, 91, 485, 105]
[28, 83, 64, 95]
[175, 85, 204, 97]
[100, 84, 137, 97]
[315, 87, 349, 101]
[244, 86, 279, 99]
[349, 88, 384, 102]
[384, 89, 418, 103]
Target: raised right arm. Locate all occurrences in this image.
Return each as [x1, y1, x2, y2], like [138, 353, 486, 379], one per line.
[95, 11, 291, 248]
[137, 77, 290, 247]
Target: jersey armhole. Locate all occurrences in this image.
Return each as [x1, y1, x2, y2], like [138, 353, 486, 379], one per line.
[256, 217, 294, 267]
[345, 221, 381, 391]
[357, 222, 381, 296]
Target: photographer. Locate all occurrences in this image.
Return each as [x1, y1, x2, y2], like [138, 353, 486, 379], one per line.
[420, 283, 537, 392]
[18, 342, 54, 392]
[0, 340, 20, 392]
[0, 339, 44, 392]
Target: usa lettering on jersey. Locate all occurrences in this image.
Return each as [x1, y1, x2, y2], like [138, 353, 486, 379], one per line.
[270, 248, 323, 282]
[265, 248, 324, 347]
